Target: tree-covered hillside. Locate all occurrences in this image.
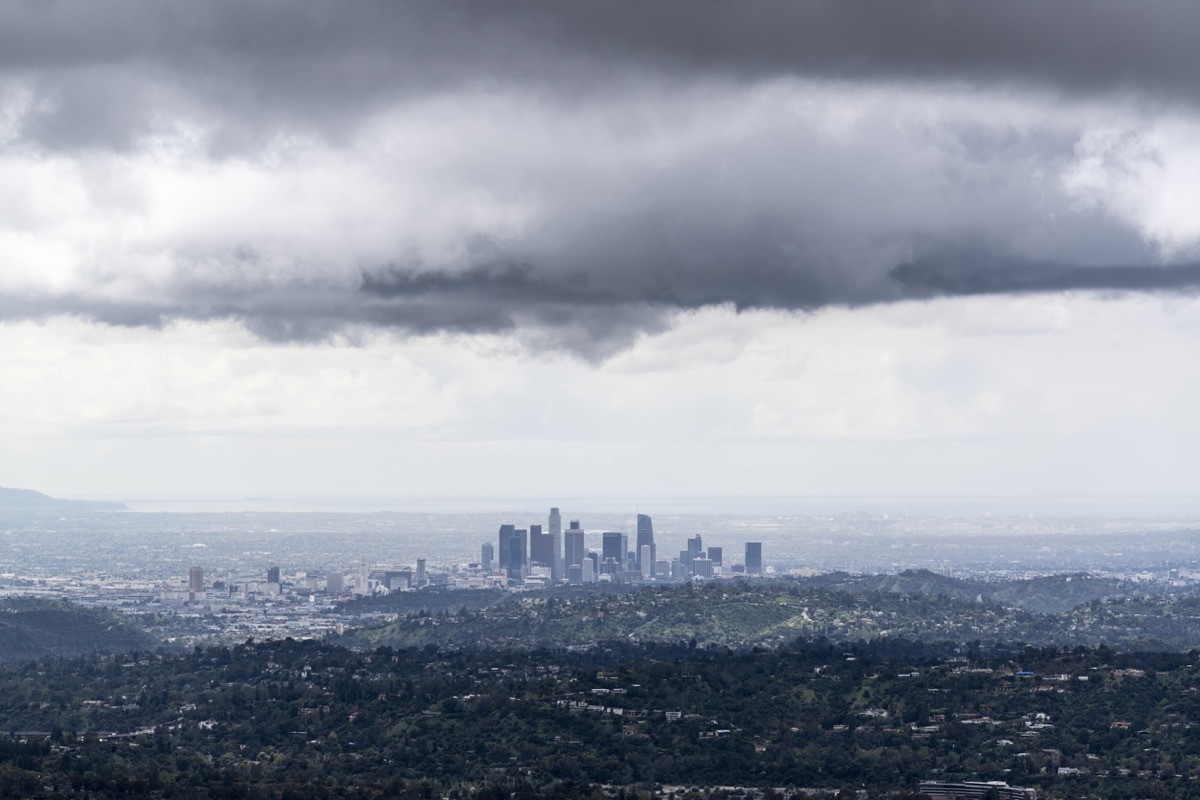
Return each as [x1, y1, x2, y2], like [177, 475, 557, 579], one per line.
[0, 598, 160, 662]
[1, 638, 1199, 798]
[333, 578, 1200, 652]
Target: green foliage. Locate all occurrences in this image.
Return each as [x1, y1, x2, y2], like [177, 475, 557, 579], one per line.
[332, 577, 1200, 653]
[1, 638, 1200, 797]
[0, 598, 160, 662]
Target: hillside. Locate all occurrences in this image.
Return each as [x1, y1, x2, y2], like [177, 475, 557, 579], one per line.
[0, 639, 1196, 797]
[987, 572, 1136, 613]
[333, 577, 1200, 652]
[803, 569, 1155, 613]
[0, 598, 161, 661]
[804, 568, 986, 602]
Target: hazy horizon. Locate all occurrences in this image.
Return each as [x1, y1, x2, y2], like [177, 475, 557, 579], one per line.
[44, 489, 1200, 520]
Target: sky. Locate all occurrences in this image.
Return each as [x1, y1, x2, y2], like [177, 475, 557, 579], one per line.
[1, 0, 1199, 512]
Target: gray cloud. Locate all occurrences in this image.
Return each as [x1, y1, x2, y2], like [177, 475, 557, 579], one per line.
[3, 0, 1199, 152]
[1, 0, 1199, 356]
[892, 248, 1200, 297]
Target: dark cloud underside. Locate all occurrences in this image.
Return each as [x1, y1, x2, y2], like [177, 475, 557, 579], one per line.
[3, 0, 1199, 150]
[0, 0, 1197, 355]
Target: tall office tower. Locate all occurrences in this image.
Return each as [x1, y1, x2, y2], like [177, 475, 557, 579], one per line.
[581, 557, 595, 584]
[567, 564, 583, 585]
[565, 524, 585, 570]
[416, 558, 426, 586]
[481, 542, 494, 572]
[707, 546, 723, 567]
[188, 566, 204, 593]
[685, 536, 703, 577]
[548, 507, 563, 580]
[585, 551, 599, 579]
[266, 566, 280, 584]
[509, 529, 528, 579]
[640, 545, 652, 578]
[529, 524, 547, 567]
[693, 557, 714, 579]
[745, 542, 763, 575]
[636, 514, 656, 574]
[601, 531, 626, 566]
[498, 524, 515, 573]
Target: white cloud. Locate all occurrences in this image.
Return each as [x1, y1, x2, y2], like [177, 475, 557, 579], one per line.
[3, 292, 1199, 503]
[1063, 117, 1200, 255]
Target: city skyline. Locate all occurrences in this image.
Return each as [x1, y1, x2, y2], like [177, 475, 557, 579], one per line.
[1, 2, 1198, 510]
[492, 509, 765, 585]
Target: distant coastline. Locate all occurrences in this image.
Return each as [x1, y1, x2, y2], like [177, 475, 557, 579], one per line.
[0, 486, 127, 512]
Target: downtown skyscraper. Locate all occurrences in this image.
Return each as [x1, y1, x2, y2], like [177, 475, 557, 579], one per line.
[636, 514, 656, 576]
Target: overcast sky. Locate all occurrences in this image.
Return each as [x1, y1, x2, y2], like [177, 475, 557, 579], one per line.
[1, 0, 1198, 512]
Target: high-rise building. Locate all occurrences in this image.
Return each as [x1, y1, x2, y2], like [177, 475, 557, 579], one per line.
[188, 566, 204, 593]
[416, 558, 427, 586]
[707, 546, 723, 567]
[326, 573, 344, 593]
[636, 514, 656, 574]
[266, 566, 280, 584]
[693, 557, 714, 578]
[564, 521, 585, 570]
[529, 524, 546, 568]
[481, 542, 494, 572]
[498, 525, 515, 573]
[549, 507, 563, 580]
[687, 534, 703, 555]
[508, 529, 528, 579]
[601, 531, 626, 565]
[745, 542, 763, 575]
[640, 545, 652, 578]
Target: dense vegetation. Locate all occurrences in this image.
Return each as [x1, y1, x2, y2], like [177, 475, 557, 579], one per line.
[11, 574, 1200, 797]
[4, 638, 1200, 798]
[333, 576, 1200, 652]
[0, 598, 160, 662]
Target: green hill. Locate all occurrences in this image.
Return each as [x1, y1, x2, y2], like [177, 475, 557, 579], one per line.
[0, 598, 160, 661]
[802, 569, 1154, 613]
[332, 576, 1200, 653]
[986, 572, 1136, 613]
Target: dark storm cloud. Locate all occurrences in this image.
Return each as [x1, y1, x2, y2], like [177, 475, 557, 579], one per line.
[892, 248, 1200, 297]
[4, 0, 1199, 151]
[2, 0, 1199, 355]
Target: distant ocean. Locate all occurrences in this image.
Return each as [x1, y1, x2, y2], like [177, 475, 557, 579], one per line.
[116, 493, 1200, 518]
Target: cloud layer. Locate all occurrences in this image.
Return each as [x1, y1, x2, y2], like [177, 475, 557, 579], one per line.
[2, 0, 1199, 355]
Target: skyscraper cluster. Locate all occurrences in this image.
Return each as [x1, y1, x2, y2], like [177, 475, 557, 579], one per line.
[490, 510, 764, 586]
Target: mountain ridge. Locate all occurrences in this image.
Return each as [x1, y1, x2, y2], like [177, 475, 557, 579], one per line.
[0, 486, 127, 512]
